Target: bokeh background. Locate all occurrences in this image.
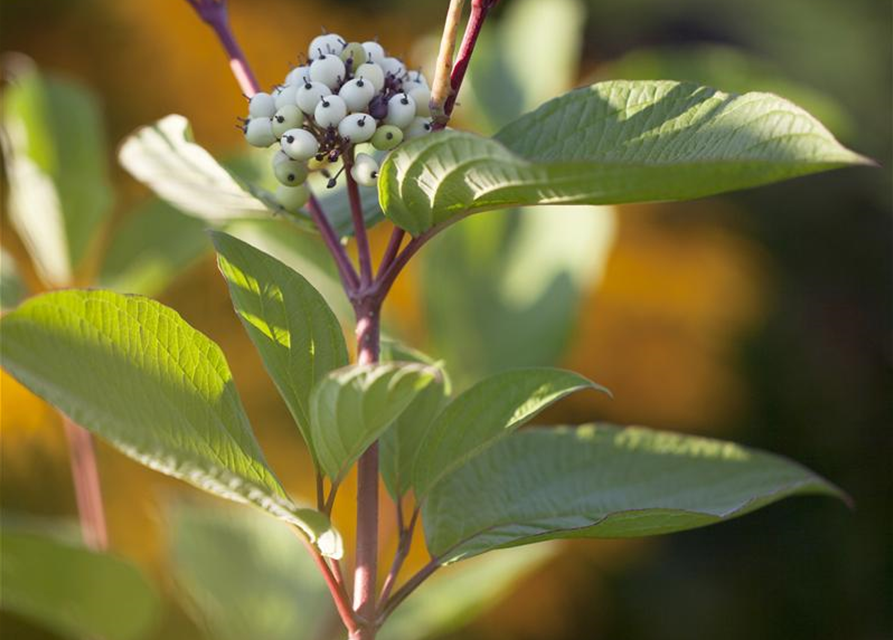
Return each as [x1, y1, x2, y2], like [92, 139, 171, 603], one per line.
[1, 0, 891, 639]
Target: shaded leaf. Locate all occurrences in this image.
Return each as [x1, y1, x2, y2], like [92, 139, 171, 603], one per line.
[413, 368, 608, 498]
[310, 363, 438, 482]
[423, 425, 847, 563]
[1, 527, 160, 640]
[1, 248, 27, 311]
[380, 81, 870, 236]
[0, 289, 341, 557]
[211, 231, 349, 457]
[0, 62, 113, 285]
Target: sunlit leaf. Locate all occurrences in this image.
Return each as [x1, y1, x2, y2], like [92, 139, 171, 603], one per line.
[1, 526, 160, 640]
[0, 289, 341, 558]
[310, 363, 438, 482]
[423, 425, 847, 563]
[211, 231, 349, 457]
[0, 62, 113, 285]
[167, 504, 332, 640]
[99, 198, 208, 296]
[413, 368, 608, 498]
[380, 81, 871, 236]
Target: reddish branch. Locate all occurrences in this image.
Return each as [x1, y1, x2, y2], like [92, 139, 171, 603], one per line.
[62, 417, 108, 550]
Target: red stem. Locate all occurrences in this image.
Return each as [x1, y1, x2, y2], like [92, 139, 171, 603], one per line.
[62, 417, 108, 551]
[378, 506, 419, 605]
[377, 227, 406, 277]
[307, 194, 361, 292]
[295, 530, 359, 634]
[344, 151, 374, 287]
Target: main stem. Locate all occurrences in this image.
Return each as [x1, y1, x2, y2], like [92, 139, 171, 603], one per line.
[352, 299, 382, 639]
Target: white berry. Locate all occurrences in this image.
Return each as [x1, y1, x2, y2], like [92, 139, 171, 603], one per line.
[355, 62, 385, 93]
[385, 93, 417, 128]
[296, 81, 332, 114]
[286, 65, 310, 85]
[248, 92, 276, 118]
[371, 125, 403, 150]
[404, 117, 433, 139]
[245, 117, 276, 147]
[350, 153, 380, 187]
[338, 113, 376, 143]
[310, 54, 346, 90]
[407, 85, 431, 116]
[405, 70, 428, 87]
[361, 41, 385, 64]
[272, 149, 291, 166]
[339, 77, 375, 112]
[380, 57, 406, 79]
[274, 159, 309, 186]
[281, 128, 319, 160]
[276, 183, 310, 212]
[308, 34, 344, 59]
[272, 105, 304, 137]
[314, 95, 348, 128]
[274, 84, 298, 110]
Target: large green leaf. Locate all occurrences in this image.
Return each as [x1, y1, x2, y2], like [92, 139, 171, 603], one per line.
[379, 341, 452, 498]
[379, 81, 870, 235]
[167, 504, 333, 640]
[0, 63, 113, 285]
[1, 527, 160, 640]
[99, 198, 208, 296]
[0, 289, 341, 557]
[412, 368, 608, 498]
[423, 425, 847, 563]
[211, 231, 349, 457]
[309, 363, 438, 482]
[119, 114, 278, 222]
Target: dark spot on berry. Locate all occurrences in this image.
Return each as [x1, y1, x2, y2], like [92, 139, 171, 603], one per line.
[304, 82, 313, 89]
[358, 117, 366, 127]
[276, 116, 285, 123]
[285, 135, 295, 143]
[356, 79, 365, 87]
[371, 171, 378, 179]
[386, 132, 394, 139]
[287, 173, 295, 182]
[400, 95, 410, 105]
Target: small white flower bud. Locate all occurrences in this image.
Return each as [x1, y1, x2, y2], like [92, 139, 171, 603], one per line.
[281, 128, 319, 160]
[338, 113, 376, 143]
[355, 62, 385, 93]
[339, 77, 376, 112]
[310, 54, 346, 90]
[245, 117, 276, 147]
[385, 93, 416, 129]
[314, 95, 348, 128]
[350, 152, 380, 187]
[296, 81, 332, 114]
[248, 92, 276, 118]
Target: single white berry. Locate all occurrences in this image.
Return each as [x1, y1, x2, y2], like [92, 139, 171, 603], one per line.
[285, 65, 310, 85]
[274, 159, 309, 186]
[248, 92, 276, 118]
[355, 62, 385, 93]
[350, 153, 380, 187]
[385, 93, 417, 128]
[274, 84, 299, 110]
[245, 117, 276, 147]
[272, 149, 291, 166]
[405, 70, 428, 87]
[380, 57, 406, 79]
[400, 80, 425, 95]
[338, 113, 376, 143]
[371, 125, 403, 150]
[308, 34, 344, 59]
[338, 77, 376, 112]
[407, 85, 431, 116]
[310, 54, 346, 90]
[276, 183, 310, 212]
[296, 80, 332, 114]
[314, 95, 348, 128]
[281, 128, 319, 160]
[404, 117, 433, 140]
[361, 41, 385, 64]
[272, 105, 304, 137]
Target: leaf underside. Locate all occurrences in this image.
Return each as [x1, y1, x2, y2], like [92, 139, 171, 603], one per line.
[379, 80, 870, 235]
[423, 424, 846, 563]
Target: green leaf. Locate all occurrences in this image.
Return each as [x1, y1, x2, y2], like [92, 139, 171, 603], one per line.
[379, 81, 871, 236]
[423, 425, 847, 563]
[0, 289, 342, 558]
[380, 543, 556, 640]
[1, 248, 27, 311]
[211, 231, 349, 456]
[379, 341, 452, 498]
[1, 527, 160, 640]
[119, 114, 278, 222]
[1, 63, 113, 285]
[412, 368, 608, 498]
[167, 504, 332, 640]
[99, 198, 208, 296]
[310, 363, 438, 482]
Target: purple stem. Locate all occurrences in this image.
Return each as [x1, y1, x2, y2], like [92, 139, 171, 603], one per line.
[307, 194, 360, 292]
[186, 0, 260, 96]
[344, 151, 374, 287]
[377, 228, 406, 277]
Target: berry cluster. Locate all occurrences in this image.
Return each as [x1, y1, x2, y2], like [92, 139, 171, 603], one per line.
[241, 32, 434, 212]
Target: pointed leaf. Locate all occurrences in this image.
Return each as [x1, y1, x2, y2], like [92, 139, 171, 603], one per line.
[1, 64, 113, 285]
[380, 81, 870, 236]
[211, 231, 349, 457]
[412, 368, 608, 498]
[119, 114, 277, 222]
[310, 363, 438, 482]
[1, 527, 160, 640]
[423, 425, 847, 563]
[0, 289, 341, 558]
